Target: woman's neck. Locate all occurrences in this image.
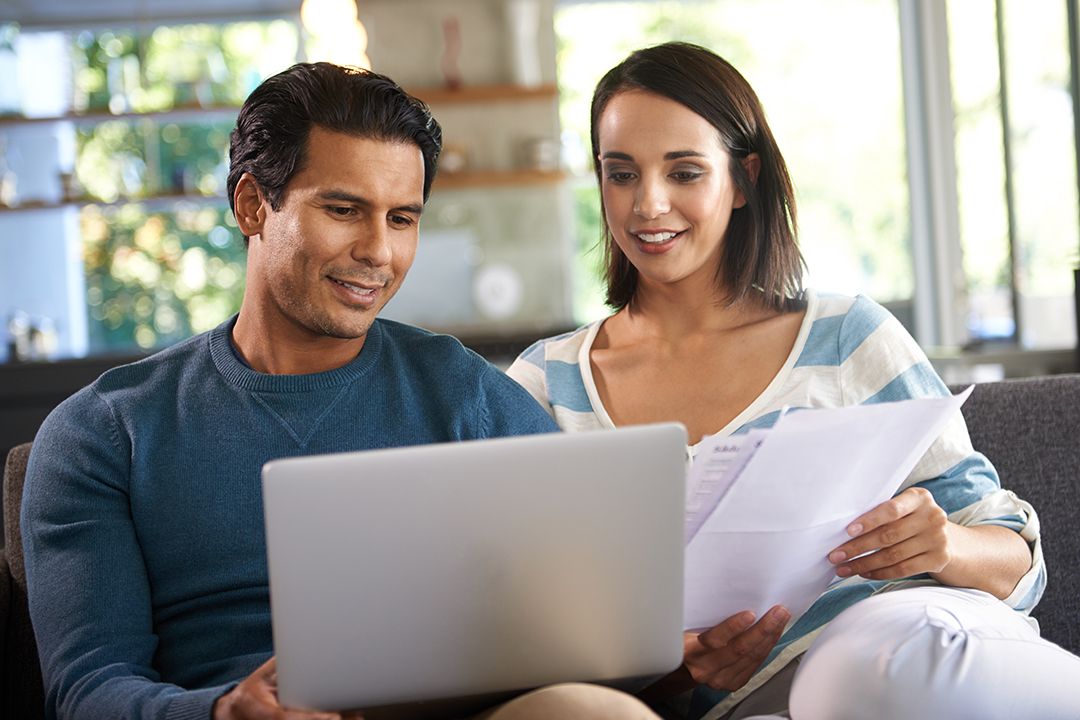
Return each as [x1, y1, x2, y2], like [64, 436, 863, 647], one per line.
[615, 278, 770, 344]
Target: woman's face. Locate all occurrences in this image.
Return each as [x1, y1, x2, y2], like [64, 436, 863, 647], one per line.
[597, 89, 746, 293]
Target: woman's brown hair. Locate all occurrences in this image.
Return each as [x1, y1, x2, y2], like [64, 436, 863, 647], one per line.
[590, 42, 804, 310]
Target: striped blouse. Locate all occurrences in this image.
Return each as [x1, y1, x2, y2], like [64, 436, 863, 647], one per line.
[505, 289, 1045, 719]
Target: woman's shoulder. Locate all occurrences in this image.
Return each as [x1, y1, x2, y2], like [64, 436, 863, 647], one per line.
[801, 290, 908, 348]
[804, 289, 891, 323]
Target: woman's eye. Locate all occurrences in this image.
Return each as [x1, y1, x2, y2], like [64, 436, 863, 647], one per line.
[605, 171, 636, 184]
[671, 171, 703, 182]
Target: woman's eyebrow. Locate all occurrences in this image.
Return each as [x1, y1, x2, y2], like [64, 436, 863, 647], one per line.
[600, 150, 706, 161]
[664, 150, 706, 160]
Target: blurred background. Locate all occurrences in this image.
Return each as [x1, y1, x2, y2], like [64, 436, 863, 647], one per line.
[1, 0, 1079, 455]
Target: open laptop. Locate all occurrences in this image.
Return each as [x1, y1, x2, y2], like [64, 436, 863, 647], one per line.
[262, 422, 687, 713]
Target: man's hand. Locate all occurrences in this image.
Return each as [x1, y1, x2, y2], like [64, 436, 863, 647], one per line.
[829, 486, 951, 581]
[213, 657, 363, 720]
[682, 606, 790, 691]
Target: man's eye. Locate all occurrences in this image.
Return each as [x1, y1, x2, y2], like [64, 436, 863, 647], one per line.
[390, 214, 414, 228]
[328, 206, 355, 217]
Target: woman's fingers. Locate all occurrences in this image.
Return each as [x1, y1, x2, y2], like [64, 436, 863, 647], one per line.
[686, 606, 789, 690]
[695, 610, 756, 648]
[829, 487, 950, 580]
[844, 487, 932, 538]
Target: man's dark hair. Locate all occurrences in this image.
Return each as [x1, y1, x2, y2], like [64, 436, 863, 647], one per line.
[590, 42, 804, 311]
[227, 62, 442, 219]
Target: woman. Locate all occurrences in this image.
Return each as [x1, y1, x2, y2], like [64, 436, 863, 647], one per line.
[507, 42, 1080, 719]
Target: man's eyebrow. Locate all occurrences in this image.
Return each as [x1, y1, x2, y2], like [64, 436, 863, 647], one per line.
[395, 203, 424, 216]
[316, 189, 370, 205]
[316, 190, 423, 215]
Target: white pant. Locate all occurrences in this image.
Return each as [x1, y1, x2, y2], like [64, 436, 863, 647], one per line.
[773, 586, 1080, 720]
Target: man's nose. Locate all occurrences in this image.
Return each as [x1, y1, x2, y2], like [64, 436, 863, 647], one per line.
[633, 176, 670, 219]
[351, 222, 392, 267]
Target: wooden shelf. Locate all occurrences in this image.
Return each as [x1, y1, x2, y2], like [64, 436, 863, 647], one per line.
[0, 192, 226, 214]
[408, 84, 558, 105]
[433, 169, 565, 190]
[0, 85, 558, 126]
[0, 105, 240, 127]
[0, 170, 567, 211]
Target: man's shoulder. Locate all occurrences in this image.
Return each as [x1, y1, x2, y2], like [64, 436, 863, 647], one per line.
[373, 318, 484, 368]
[91, 329, 212, 398]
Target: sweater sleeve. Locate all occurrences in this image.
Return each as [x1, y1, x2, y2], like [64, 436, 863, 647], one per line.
[22, 387, 232, 720]
[837, 296, 1045, 612]
[477, 360, 559, 438]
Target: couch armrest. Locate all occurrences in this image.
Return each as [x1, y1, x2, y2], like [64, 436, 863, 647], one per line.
[0, 548, 9, 684]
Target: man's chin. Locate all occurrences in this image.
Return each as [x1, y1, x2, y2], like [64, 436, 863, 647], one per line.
[310, 311, 380, 341]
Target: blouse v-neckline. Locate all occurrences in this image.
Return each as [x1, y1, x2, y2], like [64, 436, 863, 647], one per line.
[575, 289, 819, 453]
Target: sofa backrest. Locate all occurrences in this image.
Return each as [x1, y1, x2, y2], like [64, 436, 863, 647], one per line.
[956, 375, 1080, 655]
[3, 442, 42, 719]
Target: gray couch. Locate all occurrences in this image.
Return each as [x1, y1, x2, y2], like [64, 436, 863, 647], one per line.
[2, 375, 1079, 717]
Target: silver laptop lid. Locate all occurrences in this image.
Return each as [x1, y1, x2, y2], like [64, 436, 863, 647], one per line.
[262, 422, 687, 712]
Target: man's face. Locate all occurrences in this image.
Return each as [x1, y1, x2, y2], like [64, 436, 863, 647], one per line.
[247, 126, 425, 342]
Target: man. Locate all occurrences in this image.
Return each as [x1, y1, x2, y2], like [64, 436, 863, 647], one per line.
[22, 63, 660, 720]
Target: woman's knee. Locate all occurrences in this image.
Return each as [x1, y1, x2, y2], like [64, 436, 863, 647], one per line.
[486, 683, 660, 720]
[788, 588, 1079, 720]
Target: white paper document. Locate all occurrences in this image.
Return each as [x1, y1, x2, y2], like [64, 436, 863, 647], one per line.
[683, 387, 973, 631]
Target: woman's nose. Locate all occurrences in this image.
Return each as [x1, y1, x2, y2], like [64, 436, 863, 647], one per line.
[633, 177, 670, 219]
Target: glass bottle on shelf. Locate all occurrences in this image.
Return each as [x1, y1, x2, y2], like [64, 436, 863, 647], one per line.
[0, 136, 17, 207]
[0, 23, 20, 116]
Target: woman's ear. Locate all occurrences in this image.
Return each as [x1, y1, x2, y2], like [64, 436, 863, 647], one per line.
[733, 153, 761, 209]
[234, 172, 268, 239]
[742, 153, 761, 185]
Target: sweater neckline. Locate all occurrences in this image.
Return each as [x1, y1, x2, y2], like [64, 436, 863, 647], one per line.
[208, 315, 383, 392]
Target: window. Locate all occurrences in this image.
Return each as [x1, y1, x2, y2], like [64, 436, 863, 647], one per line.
[950, 0, 1079, 349]
[0, 19, 298, 360]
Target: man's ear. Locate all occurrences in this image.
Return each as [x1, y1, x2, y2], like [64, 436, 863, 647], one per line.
[234, 172, 268, 239]
[733, 152, 761, 209]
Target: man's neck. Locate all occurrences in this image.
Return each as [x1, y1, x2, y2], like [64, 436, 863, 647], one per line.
[231, 308, 368, 375]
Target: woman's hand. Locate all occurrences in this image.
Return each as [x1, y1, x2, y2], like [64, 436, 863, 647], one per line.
[829, 486, 951, 581]
[682, 605, 790, 691]
[638, 606, 789, 702]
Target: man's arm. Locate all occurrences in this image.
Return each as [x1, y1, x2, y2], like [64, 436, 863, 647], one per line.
[23, 388, 232, 720]
[477, 364, 560, 438]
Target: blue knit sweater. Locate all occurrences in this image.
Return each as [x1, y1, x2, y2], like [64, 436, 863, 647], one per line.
[22, 317, 557, 720]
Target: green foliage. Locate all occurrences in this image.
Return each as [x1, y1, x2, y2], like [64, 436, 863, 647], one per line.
[70, 20, 296, 353]
[572, 182, 609, 320]
[72, 21, 297, 113]
[82, 203, 246, 353]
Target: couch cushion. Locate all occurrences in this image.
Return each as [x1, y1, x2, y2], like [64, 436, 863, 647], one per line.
[956, 376, 1080, 655]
